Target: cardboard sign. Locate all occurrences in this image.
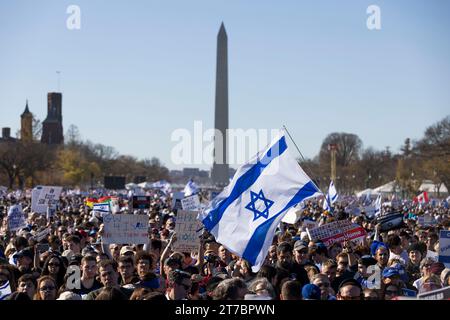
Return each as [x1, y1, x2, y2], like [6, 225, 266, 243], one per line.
[172, 210, 202, 252]
[181, 194, 201, 211]
[439, 230, 450, 268]
[31, 227, 51, 242]
[171, 192, 184, 210]
[31, 186, 43, 213]
[307, 220, 367, 247]
[418, 214, 437, 227]
[102, 214, 148, 244]
[33, 186, 62, 214]
[8, 205, 27, 232]
[132, 196, 150, 209]
[110, 197, 120, 214]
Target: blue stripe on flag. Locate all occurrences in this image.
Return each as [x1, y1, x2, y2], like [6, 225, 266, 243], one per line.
[439, 256, 450, 263]
[202, 136, 287, 231]
[331, 193, 338, 202]
[242, 181, 318, 266]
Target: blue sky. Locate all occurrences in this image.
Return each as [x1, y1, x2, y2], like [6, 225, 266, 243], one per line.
[1, 0, 449, 170]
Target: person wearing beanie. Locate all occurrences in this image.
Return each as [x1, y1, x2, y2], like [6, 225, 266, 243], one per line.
[302, 283, 321, 300]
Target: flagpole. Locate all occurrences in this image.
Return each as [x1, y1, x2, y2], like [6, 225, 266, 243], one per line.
[282, 125, 324, 195]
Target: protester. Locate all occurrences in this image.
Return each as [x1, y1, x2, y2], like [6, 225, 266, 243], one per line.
[0, 186, 448, 302]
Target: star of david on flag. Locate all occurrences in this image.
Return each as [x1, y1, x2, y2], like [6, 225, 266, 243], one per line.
[198, 131, 322, 272]
[245, 190, 274, 221]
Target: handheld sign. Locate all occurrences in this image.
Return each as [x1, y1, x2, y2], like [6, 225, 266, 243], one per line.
[31, 227, 51, 242]
[439, 230, 450, 268]
[171, 192, 184, 210]
[172, 210, 202, 252]
[102, 214, 148, 244]
[181, 194, 201, 211]
[7, 205, 27, 232]
[31, 185, 43, 213]
[307, 220, 367, 247]
[34, 186, 62, 214]
[417, 286, 450, 300]
[132, 196, 151, 209]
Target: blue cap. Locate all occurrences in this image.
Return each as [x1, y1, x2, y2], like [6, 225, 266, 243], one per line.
[382, 267, 400, 278]
[302, 284, 321, 300]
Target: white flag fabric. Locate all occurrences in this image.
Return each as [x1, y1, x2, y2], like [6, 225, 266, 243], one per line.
[374, 194, 382, 217]
[151, 180, 172, 195]
[0, 280, 12, 300]
[184, 179, 199, 197]
[93, 203, 110, 213]
[199, 134, 321, 272]
[322, 180, 338, 211]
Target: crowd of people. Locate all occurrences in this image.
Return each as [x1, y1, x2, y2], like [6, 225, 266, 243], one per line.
[0, 188, 449, 301]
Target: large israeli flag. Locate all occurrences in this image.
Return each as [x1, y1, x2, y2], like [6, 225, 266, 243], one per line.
[199, 133, 321, 272]
[323, 180, 338, 211]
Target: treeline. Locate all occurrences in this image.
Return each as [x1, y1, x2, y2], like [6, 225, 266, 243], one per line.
[0, 124, 169, 189]
[300, 115, 450, 197]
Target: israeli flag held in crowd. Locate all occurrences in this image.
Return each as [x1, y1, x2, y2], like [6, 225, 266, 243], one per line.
[322, 180, 338, 212]
[184, 179, 199, 197]
[0, 280, 11, 300]
[199, 133, 321, 272]
[374, 194, 382, 217]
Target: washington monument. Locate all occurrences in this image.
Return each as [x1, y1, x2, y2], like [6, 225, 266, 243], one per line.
[211, 23, 229, 186]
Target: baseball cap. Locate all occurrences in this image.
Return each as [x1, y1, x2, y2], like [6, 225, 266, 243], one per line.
[57, 291, 82, 300]
[294, 240, 308, 252]
[302, 284, 321, 300]
[62, 249, 75, 260]
[338, 278, 363, 292]
[360, 255, 377, 267]
[382, 267, 400, 278]
[120, 246, 134, 256]
[13, 248, 33, 260]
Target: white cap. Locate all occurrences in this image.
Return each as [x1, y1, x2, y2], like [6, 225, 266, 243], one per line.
[57, 291, 82, 300]
[62, 249, 74, 260]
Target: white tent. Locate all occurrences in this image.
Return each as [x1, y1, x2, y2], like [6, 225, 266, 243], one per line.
[373, 181, 397, 194]
[419, 180, 448, 194]
[138, 182, 153, 189]
[355, 188, 375, 198]
[125, 183, 138, 190]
